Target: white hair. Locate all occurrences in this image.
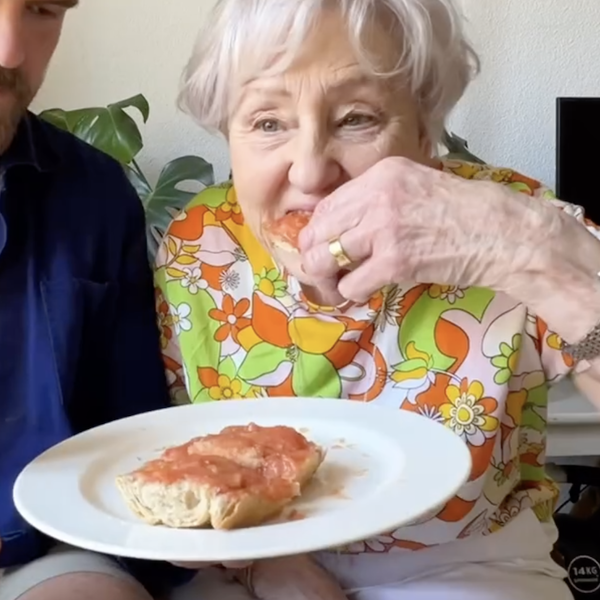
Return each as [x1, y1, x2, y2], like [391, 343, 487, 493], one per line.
[178, 0, 479, 142]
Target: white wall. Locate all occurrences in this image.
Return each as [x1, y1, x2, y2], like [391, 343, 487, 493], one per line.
[33, 0, 230, 183]
[33, 0, 600, 189]
[451, 0, 600, 187]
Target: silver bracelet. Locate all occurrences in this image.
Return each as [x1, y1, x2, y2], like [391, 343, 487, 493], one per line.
[562, 321, 600, 362]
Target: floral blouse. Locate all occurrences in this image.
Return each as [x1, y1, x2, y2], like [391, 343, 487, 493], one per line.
[154, 159, 596, 553]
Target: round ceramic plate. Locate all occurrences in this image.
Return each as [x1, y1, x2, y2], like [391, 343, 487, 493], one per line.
[14, 398, 471, 562]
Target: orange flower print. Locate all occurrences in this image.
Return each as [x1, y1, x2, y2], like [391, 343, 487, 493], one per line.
[440, 378, 499, 446]
[547, 331, 574, 367]
[215, 187, 244, 225]
[156, 292, 173, 349]
[391, 343, 435, 404]
[428, 284, 465, 304]
[369, 285, 403, 331]
[170, 302, 192, 335]
[490, 496, 531, 529]
[444, 160, 484, 180]
[547, 332, 562, 351]
[254, 268, 287, 298]
[208, 294, 251, 343]
[181, 267, 207, 294]
[198, 367, 246, 400]
[209, 374, 244, 400]
[167, 205, 208, 241]
[507, 170, 542, 195]
[491, 333, 521, 384]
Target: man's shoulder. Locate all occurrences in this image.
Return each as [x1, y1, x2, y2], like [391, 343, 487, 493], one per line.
[34, 115, 119, 171]
[31, 114, 140, 213]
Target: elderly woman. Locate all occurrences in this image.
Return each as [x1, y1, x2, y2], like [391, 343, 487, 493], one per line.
[156, 1, 600, 599]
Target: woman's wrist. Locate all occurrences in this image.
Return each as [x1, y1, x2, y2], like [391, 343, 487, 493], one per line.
[501, 205, 600, 344]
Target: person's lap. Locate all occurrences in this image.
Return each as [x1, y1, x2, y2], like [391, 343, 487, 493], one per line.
[0, 545, 150, 600]
[169, 562, 572, 600]
[171, 509, 574, 600]
[348, 563, 573, 600]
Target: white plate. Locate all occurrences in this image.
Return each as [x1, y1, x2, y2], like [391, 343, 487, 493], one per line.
[14, 398, 471, 562]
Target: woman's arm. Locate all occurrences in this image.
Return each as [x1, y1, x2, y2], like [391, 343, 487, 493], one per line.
[497, 197, 600, 406]
[298, 156, 600, 407]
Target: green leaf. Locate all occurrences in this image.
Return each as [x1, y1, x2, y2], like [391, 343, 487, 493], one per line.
[392, 358, 426, 373]
[111, 94, 150, 123]
[126, 164, 152, 199]
[493, 369, 511, 385]
[238, 342, 289, 383]
[144, 156, 215, 257]
[176, 287, 220, 370]
[193, 387, 214, 403]
[521, 385, 548, 433]
[39, 95, 217, 266]
[38, 107, 89, 131]
[219, 356, 237, 380]
[441, 129, 486, 164]
[292, 352, 341, 398]
[39, 94, 150, 164]
[193, 291, 220, 371]
[144, 156, 214, 209]
[491, 356, 507, 368]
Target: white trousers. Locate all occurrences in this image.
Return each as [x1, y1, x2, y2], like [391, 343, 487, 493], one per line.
[171, 509, 573, 600]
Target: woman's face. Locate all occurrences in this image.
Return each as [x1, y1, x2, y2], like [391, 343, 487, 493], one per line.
[228, 9, 431, 280]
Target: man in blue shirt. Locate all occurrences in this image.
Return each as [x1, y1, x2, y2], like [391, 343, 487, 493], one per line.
[0, 1, 189, 599]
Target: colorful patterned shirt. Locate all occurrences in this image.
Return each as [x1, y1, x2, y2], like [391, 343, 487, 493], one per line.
[154, 159, 595, 553]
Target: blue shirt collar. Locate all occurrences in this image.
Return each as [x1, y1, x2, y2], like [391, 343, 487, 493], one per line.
[0, 112, 61, 173]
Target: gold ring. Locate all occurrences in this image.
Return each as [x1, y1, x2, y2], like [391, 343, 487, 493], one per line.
[328, 238, 352, 268]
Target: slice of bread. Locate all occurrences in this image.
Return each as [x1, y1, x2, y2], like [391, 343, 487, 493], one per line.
[264, 211, 312, 254]
[116, 424, 324, 530]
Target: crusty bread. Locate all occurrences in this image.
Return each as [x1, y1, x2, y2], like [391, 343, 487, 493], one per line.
[116, 424, 324, 530]
[270, 237, 298, 255]
[264, 211, 312, 255]
[115, 462, 299, 529]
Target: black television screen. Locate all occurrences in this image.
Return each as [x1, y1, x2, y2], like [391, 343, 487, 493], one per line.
[556, 97, 600, 223]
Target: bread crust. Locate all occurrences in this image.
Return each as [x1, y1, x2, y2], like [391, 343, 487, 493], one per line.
[264, 211, 312, 254]
[116, 424, 324, 530]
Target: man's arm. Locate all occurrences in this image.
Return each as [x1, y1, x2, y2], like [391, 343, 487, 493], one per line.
[102, 175, 172, 421]
[66, 167, 171, 433]
[77, 168, 194, 596]
[105, 189, 172, 422]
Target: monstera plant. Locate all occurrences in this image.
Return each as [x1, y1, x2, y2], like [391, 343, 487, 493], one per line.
[38, 94, 215, 259]
[441, 130, 485, 164]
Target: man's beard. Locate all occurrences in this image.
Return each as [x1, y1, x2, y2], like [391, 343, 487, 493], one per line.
[0, 68, 33, 155]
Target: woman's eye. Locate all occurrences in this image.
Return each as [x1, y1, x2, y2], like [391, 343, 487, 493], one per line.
[255, 119, 282, 133]
[339, 113, 377, 128]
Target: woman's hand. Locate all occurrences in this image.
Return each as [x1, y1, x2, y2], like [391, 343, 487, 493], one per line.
[300, 155, 600, 360]
[299, 156, 553, 304]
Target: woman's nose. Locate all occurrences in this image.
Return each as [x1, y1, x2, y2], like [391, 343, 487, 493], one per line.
[287, 135, 342, 196]
[0, 7, 25, 69]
